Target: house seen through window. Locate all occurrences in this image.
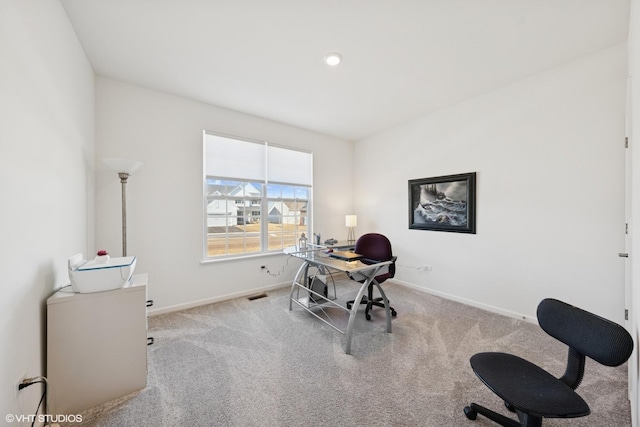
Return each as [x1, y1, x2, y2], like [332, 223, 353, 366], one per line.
[203, 132, 312, 259]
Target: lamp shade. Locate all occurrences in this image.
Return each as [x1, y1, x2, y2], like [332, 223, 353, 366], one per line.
[102, 158, 143, 174]
[345, 215, 357, 227]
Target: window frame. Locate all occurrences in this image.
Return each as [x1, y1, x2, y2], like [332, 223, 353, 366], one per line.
[202, 131, 313, 261]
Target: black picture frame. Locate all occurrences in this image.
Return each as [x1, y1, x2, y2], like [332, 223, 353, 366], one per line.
[408, 172, 476, 234]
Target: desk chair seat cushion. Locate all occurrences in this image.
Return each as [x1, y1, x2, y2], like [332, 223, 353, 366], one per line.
[470, 352, 589, 418]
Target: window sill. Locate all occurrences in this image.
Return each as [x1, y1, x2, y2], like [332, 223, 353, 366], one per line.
[200, 251, 286, 265]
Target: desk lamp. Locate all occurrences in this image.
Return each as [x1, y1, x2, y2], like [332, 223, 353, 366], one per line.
[102, 158, 143, 256]
[346, 214, 357, 243]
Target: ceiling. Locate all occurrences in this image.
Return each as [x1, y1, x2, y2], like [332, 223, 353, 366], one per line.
[60, 0, 630, 141]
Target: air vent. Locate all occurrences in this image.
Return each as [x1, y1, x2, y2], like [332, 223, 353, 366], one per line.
[247, 293, 268, 301]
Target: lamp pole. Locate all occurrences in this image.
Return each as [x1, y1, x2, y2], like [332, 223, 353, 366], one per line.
[102, 158, 143, 257]
[119, 172, 130, 256]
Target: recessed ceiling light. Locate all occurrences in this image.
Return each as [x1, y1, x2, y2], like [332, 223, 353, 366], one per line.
[324, 52, 342, 67]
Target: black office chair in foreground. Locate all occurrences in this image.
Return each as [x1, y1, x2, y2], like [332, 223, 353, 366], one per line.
[464, 298, 634, 427]
[345, 233, 398, 320]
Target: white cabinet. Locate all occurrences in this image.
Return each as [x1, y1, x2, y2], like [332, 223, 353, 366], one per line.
[47, 274, 150, 414]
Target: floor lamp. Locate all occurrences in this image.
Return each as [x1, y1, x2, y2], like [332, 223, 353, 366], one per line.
[346, 214, 357, 243]
[103, 158, 143, 257]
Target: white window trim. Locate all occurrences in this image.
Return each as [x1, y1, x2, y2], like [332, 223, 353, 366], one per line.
[202, 131, 313, 261]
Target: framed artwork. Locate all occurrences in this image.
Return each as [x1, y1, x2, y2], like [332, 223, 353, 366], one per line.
[408, 172, 476, 234]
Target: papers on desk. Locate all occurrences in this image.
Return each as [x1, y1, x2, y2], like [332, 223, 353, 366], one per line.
[328, 251, 363, 261]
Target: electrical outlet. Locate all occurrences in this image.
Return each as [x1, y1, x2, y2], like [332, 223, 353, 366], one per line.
[14, 371, 26, 401]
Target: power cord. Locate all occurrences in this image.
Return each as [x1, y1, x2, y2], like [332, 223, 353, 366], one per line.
[261, 256, 292, 277]
[19, 376, 50, 427]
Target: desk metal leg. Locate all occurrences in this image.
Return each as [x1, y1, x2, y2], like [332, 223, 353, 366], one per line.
[289, 261, 310, 311]
[290, 261, 392, 355]
[316, 265, 337, 300]
[344, 280, 369, 355]
[344, 265, 391, 354]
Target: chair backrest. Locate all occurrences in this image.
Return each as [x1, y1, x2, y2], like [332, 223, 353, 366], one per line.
[537, 298, 634, 367]
[354, 233, 396, 282]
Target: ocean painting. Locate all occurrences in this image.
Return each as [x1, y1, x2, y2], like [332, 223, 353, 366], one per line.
[409, 173, 476, 233]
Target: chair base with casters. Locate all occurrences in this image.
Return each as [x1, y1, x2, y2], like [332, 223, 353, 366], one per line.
[346, 281, 397, 321]
[344, 233, 398, 321]
[463, 298, 634, 427]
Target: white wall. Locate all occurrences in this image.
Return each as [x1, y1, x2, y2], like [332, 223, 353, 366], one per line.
[95, 77, 353, 312]
[0, 0, 94, 421]
[354, 44, 628, 324]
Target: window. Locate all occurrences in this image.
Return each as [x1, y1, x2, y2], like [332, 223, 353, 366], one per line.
[203, 132, 312, 259]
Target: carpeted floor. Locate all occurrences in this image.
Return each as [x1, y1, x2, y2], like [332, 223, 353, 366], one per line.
[68, 280, 632, 426]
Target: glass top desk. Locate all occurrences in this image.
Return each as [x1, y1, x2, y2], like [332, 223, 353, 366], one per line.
[284, 246, 393, 355]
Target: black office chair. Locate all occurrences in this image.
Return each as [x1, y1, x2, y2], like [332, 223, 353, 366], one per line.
[345, 233, 398, 320]
[463, 298, 634, 427]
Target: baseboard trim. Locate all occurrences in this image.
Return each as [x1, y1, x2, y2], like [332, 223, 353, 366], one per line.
[390, 279, 537, 324]
[148, 277, 537, 324]
[147, 281, 291, 316]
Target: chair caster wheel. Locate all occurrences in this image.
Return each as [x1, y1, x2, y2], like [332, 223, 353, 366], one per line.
[505, 401, 515, 412]
[391, 309, 397, 317]
[365, 313, 371, 321]
[463, 406, 477, 420]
